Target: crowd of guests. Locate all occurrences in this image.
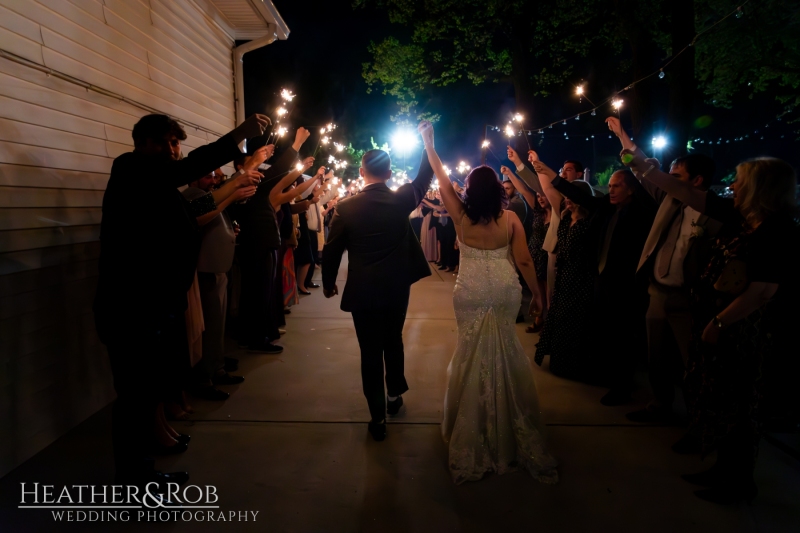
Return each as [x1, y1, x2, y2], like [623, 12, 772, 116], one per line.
[493, 116, 799, 504]
[94, 113, 346, 492]
[94, 110, 798, 506]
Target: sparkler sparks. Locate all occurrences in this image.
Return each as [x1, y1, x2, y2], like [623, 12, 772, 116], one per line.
[612, 99, 624, 111]
[505, 125, 516, 138]
[276, 107, 287, 117]
[280, 89, 294, 102]
[481, 140, 490, 148]
[514, 113, 524, 123]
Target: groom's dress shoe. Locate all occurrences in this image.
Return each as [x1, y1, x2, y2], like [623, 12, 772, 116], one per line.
[387, 396, 404, 416]
[368, 420, 386, 441]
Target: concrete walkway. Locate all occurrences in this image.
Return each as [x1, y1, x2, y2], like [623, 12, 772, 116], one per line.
[2, 257, 799, 532]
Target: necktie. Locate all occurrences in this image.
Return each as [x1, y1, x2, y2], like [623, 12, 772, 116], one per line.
[656, 207, 684, 278]
[598, 209, 619, 273]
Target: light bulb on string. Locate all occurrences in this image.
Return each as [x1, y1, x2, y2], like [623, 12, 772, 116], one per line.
[658, 69, 665, 79]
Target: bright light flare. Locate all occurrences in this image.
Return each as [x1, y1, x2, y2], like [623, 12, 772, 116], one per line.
[612, 99, 624, 111]
[334, 142, 345, 152]
[332, 177, 339, 185]
[481, 140, 490, 148]
[391, 129, 418, 154]
[505, 125, 516, 138]
[514, 113, 524, 123]
[295, 162, 304, 172]
[576, 85, 585, 96]
[652, 136, 668, 149]
[320, 128, 326, 134]
[276, 126, 287, 137]
[457, 161, 471, 174]
[280, 89, 294, 102]
[276, 107, 287, 117]
[442, 165, 451, 175]
[326, 123, 336, 132]
[321, 136, 330, 145]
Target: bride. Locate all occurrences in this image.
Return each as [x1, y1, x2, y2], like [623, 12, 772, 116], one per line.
[420, 122, 558, 485]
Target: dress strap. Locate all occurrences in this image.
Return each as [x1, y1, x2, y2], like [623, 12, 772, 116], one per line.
[505, 211, 510, 246]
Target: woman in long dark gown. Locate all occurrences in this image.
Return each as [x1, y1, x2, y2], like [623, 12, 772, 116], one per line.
[627, 153, 799, 504]
[529, 160, 597, 379]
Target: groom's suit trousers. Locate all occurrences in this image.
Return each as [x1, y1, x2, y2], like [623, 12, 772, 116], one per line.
[351, 294, 410, 422]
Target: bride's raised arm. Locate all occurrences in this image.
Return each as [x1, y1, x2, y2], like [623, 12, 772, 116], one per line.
[420, 121, 466, 222]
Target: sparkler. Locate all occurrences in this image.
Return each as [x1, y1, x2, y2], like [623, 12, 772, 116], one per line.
[277, 107, 287, 117]
[612, 99, 624, 114]
[481, 139, 502, 164]
[513, 113, 532, 150]
[280, 89, 295, 102]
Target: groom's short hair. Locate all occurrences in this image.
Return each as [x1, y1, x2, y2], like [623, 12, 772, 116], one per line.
[362, 149, 392, 179]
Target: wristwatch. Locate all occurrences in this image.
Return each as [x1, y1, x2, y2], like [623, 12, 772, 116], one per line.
[713, 315, 725, 329]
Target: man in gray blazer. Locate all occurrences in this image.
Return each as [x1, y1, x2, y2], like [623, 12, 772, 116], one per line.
[322, 123, 434, 441]
[605, 118, 722, 425]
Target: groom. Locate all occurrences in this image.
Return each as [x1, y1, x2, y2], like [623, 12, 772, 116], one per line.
[323, 122, 435, 441]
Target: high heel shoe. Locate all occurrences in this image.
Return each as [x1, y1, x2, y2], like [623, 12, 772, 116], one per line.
[150, 441, 189, 455]
[298, 288, 311, 295]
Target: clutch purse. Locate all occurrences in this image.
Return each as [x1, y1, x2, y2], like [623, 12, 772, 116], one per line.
[713, 258, 747, 295]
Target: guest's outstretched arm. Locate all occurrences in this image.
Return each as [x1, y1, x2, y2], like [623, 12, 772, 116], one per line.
[529, 154, 563, 217]
[622, 149, 707, 213]
[421, 121, 465, 221]
[507, 146, 543, 196]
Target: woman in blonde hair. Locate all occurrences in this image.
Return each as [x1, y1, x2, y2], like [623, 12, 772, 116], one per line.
[624, 153, 799, 504]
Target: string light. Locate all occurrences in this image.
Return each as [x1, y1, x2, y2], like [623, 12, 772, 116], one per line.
[509, 2, 751, 135]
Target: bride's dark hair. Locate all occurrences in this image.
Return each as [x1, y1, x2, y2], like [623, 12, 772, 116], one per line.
[463, 166, 508, 224]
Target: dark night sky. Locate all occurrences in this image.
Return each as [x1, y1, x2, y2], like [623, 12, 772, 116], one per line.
[242, 1, 798, 182]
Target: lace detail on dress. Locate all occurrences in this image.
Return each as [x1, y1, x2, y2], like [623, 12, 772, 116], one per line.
[442, 239, 559, 485]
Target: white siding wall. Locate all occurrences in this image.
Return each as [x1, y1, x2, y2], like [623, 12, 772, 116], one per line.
[0, 0, 237, 477]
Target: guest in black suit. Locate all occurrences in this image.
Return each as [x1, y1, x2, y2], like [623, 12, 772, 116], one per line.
[322, 123, 435, 441]
[94, 113, 268, 486]
[236, 128, 311, 353]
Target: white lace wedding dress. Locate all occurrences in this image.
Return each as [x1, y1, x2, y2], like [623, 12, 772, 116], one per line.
[442, 220, 558, 485]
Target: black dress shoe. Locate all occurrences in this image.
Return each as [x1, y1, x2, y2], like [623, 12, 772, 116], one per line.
[248, 341, 283, 354]
[150, 441, 188, 455]
[307, 283, 320, 288]
[224, 357, 239, 372]
[600, 388, 632, 406]
[191, 386, 230, 401]
[368, 420, 386, 441]
[626, 407, 675, 424]
[387, 396, 404, 416]
[212, 372, 245, 385]
[694, 481, 757, 504]
[176, 433, 191, 446]
[672, 433, 702, 454]
[298, 288, 311, 295]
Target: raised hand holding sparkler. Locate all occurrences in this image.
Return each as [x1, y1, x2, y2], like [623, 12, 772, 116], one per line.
[243, 145, 273, 171]
[231, 114, 271, 144]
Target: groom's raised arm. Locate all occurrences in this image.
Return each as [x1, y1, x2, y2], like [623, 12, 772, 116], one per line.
[322, 206, 347, 294]
[399, 148, 433, 211]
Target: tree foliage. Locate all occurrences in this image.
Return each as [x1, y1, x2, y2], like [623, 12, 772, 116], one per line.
[358, 0, 800, 137]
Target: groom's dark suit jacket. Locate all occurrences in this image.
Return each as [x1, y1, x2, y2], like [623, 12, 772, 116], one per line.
[323, 150, 434, 312]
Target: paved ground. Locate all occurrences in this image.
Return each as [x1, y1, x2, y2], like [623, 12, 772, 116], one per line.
[1, 257, 799, 532]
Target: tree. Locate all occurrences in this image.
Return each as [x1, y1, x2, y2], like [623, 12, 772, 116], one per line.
[357, 0, 608, 124]
[358, 0, 799, 154]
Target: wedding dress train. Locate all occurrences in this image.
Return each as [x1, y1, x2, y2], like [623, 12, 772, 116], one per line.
[442, 235, 558, 485]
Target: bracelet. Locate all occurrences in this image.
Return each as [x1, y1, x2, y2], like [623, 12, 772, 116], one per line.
[641, 165, 656, 178]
